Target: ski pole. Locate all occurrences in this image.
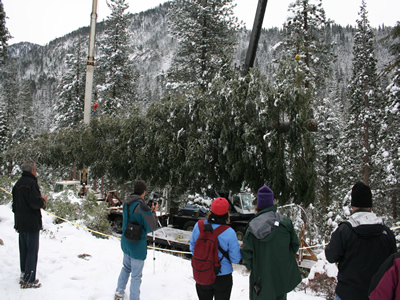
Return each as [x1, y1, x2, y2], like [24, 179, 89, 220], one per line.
[153, 230, 156, 275]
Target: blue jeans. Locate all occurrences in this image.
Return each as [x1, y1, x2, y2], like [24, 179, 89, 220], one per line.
[115, 253, 144, 300]
[335, 295, 341, 300]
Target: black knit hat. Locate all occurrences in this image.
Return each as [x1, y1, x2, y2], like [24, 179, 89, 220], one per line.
[351, 182, 372, 208]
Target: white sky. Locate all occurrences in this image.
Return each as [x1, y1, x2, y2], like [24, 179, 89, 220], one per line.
[2, 0, 400, 46]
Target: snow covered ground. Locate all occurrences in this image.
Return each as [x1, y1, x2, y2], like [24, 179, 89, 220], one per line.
[0, 202, 326, 300]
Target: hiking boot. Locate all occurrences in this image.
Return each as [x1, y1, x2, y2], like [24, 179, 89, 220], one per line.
[19, 278, 40, 284]
[114, 294, 124, 300]
[20, 279, 41, 289]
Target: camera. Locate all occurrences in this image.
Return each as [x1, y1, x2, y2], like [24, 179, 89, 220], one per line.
[147, 199, 158, 208]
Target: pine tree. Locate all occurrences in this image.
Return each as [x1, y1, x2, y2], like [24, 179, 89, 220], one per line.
[1, 58, 18, 134]
[280, 0, 334, 92]
[345, 0, 381, 187]
[0, 1, 12, 65]
[96, 0, 137, 116]
[0, 104, 9, 165]
[167, 0, 240, 93]
[14, 80, 35, 141]
[56, 38, 86, 128]
[375, 22, 400, 218]
[273, 0, 335, 206]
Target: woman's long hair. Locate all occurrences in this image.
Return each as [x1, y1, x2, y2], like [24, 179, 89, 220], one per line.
[207, 211, 230, 224]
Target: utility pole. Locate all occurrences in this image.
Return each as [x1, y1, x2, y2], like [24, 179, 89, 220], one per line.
[83, 0, 98, 124]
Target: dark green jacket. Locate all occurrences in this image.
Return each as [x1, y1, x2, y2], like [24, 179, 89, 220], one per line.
[241, 205, 301, 300]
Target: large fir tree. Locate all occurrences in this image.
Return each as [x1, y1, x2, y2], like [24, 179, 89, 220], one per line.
[345, 0, 381, 186]
[273, 0, 335, 206]
[167, 0, 240, 93]
[96, 0, 137, 116]
[375, 22, 400, 218]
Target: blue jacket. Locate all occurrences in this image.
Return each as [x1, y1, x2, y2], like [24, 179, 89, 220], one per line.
[121, 194, 157, 260]
[190, 220, 241, 276]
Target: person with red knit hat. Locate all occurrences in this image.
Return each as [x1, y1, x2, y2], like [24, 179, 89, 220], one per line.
[190, 197, 241, 300]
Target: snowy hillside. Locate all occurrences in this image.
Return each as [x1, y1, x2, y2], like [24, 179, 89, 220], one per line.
[0, 202, 326, 300]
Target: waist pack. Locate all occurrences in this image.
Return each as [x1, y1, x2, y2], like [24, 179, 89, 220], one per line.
[191, 220, 229, 285]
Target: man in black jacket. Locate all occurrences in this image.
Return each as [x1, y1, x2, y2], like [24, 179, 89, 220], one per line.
[325, 182, 397, 300]
[12, 160, 47, 289]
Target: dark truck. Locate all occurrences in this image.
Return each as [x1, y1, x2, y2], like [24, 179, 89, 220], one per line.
[169, 191, 255, 241]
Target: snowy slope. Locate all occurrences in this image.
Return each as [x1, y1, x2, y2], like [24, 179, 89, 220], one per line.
[0, 203, 324, 300]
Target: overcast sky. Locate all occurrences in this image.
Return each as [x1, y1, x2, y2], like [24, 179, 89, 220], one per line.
[2, 0, 400, 46]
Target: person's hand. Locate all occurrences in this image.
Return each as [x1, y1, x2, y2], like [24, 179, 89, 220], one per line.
[42, 195, 48, 207]
[152, 202, 159, 212]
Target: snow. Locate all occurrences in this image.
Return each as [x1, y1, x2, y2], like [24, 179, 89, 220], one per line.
[0, 202, 324, 299]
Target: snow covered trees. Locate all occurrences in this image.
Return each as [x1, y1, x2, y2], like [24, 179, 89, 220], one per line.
[273, 0, 335, 206]
[345, 0, 380, 186]
[167, 0, 240, 92]
[0, 1, 11, 65]
[376, 22, 400, 218]
[56, 38, 86, 128]
[96, 0, 137, 116]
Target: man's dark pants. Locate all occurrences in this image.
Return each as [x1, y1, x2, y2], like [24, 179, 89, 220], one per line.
[19, 231, 40, 283]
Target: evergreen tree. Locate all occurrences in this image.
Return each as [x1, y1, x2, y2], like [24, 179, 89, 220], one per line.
[273, 0, 335, 206]
[345, 0, 381, 186]
[55, 38, 86, 128]
[96, 0, 137, 116]
[1, 58, 18, 172]
[0, 104, 9, 165]
[0, 1, 12, 65]
[280, 0, 334, 92]
[375, 22, 400, 218]
[14, 79, 35, 141]
[167, 0, 240, 93]
[2, 58, 18, 134]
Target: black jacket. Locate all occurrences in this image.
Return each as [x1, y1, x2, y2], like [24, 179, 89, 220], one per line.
[12, 171, 46, 232]
[325, 211, 397, 300]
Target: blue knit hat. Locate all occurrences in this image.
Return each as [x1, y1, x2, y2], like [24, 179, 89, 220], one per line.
[257, 185, 274, 210]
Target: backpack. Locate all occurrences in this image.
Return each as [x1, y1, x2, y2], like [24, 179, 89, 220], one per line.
[191, 219, 230, 285]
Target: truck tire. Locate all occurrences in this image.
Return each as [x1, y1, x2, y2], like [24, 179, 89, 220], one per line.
[183, 221, 196, 231]
[112, 216, 123, 234]
[235, 226, 245, 241]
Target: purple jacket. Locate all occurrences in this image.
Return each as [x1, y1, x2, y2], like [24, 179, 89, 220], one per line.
[369, 252, 400, 300]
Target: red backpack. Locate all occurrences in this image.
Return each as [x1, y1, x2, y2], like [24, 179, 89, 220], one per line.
[191, 220, 230, 285]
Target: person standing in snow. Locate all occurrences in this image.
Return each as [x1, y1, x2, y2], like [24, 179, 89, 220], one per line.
[190, 197, 242, 300]
[12, 160, 47, 289]
[325, 181, 397, 300]
[241, 185, 301, 300]
[114, 180, 158, 300]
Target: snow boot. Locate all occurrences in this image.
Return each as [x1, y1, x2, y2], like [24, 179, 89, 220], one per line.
[20, 279, 41, 289]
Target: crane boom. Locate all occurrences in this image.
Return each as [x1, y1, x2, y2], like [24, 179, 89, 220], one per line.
[83, 0, 98, 124]
[242, 0, 268, 76]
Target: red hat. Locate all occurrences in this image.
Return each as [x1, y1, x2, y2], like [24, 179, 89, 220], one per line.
[211, 197, 229, 215]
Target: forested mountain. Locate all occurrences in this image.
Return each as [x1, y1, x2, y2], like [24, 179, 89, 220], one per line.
[0, 2, 393, 134]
